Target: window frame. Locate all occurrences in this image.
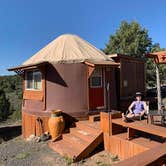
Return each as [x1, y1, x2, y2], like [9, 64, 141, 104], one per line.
[25, 69, 42, 91]
[90, 68, 103, 88]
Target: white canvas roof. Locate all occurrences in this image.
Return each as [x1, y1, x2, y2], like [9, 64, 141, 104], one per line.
[23, 34, 111, 65]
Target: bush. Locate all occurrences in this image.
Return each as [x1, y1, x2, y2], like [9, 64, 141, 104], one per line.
[0, 75, 22, 121]
[0, 90, 10, 121]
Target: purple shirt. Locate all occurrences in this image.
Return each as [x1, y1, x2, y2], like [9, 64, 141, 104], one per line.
[133, 101, 144, 114]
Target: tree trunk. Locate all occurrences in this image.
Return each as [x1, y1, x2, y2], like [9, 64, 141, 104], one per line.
[156, 64, 162, 113]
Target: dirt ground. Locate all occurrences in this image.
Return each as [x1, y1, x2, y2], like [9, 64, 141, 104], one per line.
[0, 136, 119, 166]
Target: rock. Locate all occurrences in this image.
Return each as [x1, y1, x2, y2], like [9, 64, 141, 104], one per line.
[26, 135, 35, 142]
[40, 134, 50, 142]
[35, 137, 41, 143]
[26, 133, 50, 143]
[0, 137, 3, 144]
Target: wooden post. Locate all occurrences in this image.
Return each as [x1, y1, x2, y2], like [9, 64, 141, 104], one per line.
[127, 127, 136, 140]
[107, 83, 111, 136]
[156, 64, 162, 113]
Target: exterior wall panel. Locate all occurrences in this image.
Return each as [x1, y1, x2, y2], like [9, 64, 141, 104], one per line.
[120, 59, 145, 98]
[22, 63, 88, 118]
[46, 63, 88, 117]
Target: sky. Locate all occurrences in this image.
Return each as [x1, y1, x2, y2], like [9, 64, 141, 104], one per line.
[0, 0, 166, 75]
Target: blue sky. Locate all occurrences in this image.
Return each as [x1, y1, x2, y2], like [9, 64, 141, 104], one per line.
[0, 0, 166, 75]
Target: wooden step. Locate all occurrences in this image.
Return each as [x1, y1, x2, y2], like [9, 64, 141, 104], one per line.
[48, 140, 80, 159]
[89, 114, 100, 122]
[76, 121, 101, 134]
[49, 120, 103, 162]
[76, 132, 103, 161]
[77, 121, 101, 130]
[69, 128, 96, 142]
[63, 133, 89, 150]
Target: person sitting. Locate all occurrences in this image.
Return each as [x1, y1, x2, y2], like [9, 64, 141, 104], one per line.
[122, 92, 147, 122]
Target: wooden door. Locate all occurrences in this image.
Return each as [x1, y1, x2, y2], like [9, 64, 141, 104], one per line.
[105, 67, 117, 110]
[89, 68, 104, 110]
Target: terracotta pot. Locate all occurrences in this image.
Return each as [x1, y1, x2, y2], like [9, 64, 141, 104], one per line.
[48, 110, 65, 141]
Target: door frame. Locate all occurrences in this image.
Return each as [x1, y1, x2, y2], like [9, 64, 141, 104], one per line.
[88, 66, 106, 110]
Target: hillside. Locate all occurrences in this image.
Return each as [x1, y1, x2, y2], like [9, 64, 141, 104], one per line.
[0, 75, 22, 122]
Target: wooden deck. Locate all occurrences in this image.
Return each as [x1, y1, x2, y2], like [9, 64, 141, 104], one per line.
[114, 142, 166, 166]
[48, 120, 103, 162]
[100, 112, 166, 163]
[48, 111, 166, 164]
[112, 118, 166, 138]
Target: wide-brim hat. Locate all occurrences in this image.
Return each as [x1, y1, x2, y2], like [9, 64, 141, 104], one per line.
[135, 92, 142, 97]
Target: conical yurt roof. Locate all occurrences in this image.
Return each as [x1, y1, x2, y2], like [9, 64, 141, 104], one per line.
[23, 34, 111, 65]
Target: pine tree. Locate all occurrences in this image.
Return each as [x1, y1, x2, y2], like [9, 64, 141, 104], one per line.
[104, 21, 152, 58]
[103, 21, 166, 87]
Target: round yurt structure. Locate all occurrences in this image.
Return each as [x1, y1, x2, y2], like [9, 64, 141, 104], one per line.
[8, 34, 119, 138]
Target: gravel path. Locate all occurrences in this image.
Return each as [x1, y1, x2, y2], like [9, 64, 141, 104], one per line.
[0, 137, 66, 166]
[0, 136, 119, 166]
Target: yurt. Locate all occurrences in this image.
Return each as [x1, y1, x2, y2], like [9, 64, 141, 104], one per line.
[9, 34, 120, 138]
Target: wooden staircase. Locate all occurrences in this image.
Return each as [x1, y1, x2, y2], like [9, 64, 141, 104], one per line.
[48, 120, 103, 162]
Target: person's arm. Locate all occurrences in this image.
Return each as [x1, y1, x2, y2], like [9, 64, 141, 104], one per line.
[143, 101, 147, 114]
[128, 102, 134, 113]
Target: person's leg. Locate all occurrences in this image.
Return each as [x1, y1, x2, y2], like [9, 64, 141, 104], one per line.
[126, 112, 135, 119]
[140, 111, 145, 117]
[134, 111, 145, 120]
[122, 112, 135, 122]
[133, 112, 146, 120]
[133, 113, 141, 120]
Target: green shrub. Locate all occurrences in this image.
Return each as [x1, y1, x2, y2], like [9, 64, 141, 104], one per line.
[0, 90, 10, 121]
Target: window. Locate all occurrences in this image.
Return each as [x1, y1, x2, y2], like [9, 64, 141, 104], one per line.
[90, 68, 102, 88]
[26, 70, 42, 90]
